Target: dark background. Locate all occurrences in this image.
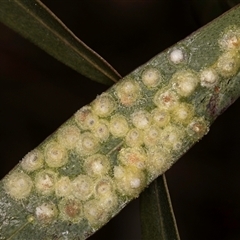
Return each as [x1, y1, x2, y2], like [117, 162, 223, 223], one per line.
[1, 0, 240, 239]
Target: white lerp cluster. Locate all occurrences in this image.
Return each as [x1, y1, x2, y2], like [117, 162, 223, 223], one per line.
[4, 25, 240, 232]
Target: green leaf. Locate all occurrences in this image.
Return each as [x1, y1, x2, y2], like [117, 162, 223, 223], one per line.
[0, 1, 183, 236]
[140, 174, 180, 240]
[2, 4, 240, 240]
[0, 1, 177, 236]
[0, 0, 121, 85]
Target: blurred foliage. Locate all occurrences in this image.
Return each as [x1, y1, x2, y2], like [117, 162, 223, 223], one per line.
[0, 0, 121, 85]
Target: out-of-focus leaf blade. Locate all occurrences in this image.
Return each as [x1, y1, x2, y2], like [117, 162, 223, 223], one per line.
[0, 0, 121, 85]
[140, 174, 180, 240]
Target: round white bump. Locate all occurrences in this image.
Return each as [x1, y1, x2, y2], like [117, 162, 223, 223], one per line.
[95, 178, 113, 197]
[187, 117, 209, 139]
[169, 48, 186, 65]
[142, 68, 162, 88]
[44, 142, 67, 168]
[160, 125, 184, 151]
[171, 70, 199, 97]
[118, 147, 147, 169]
[113, 165, 125, 179]
[92, 119, 110, 142]
[219, 26, 240, 50]
[114, 165, 145, 198]
[115, 78, 141, 106]
[75, 106, 90, 129]
[131, 110, 152, 129]
[21, 150, 44, 172]
[57, 125, 81, 149]
[71, 175, 93, 201]
[146, 148, 170, 179]
[151, 108, 170, 127]
[154, 88, 179, 109]
[35, 170, 57, 195]
[4, 171, 33, 200]
[125, 128, 143, 147]
[92, 93, 116, 117]
[109, 114, 129, 138]
[200, 68, 219, 87]
[84, 199, 109, 227]
[83, 112, 99, 130]
[75, 106, 98, 130]
[84, 154, 110, 176]
[216, 50, 240, 78]
[98, 193, 118, 210]
[130, 178, 141, 188]
[171, 103, 194, 125]
[143, 125, 161, 148]
[59, 198, 82, 222]
[55, 176, 72, 197]
[76, 132, 100, 156]
[35, 202, 58, 224]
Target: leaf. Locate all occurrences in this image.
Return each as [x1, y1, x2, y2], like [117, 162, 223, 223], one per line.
[138, 2, 235, 238]
[1, 4, 240, 240]
[0, 1, 179, 236]
[0, 0, 121, 85]
[140, 174, 180, 240]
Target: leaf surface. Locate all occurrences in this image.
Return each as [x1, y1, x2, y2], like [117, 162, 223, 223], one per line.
[140, 174, 180, 240]
[0, 0, 121, 85]
[1, 4, 240, 240]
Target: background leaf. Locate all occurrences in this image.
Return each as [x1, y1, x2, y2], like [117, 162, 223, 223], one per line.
[0, 0, 121, 85]
[140, 174, 180, 240]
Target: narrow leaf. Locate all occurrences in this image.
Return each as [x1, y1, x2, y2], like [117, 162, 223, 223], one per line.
[140, 174, 180, 240]
[1, 4, 240, 240]
[0, 0, 121, 85]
